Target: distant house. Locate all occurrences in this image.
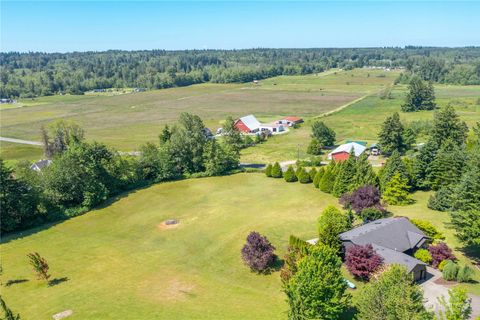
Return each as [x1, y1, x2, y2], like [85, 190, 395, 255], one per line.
[340, 217, 429, 281]
[369, 143, 380, 156]
[277, 116, 304, 127]
[327, 142, 366, 162]
[30, 159, 52, 172]
[345, 140, 367, 146]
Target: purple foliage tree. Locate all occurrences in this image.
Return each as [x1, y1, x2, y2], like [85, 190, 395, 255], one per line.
[428, 242, 456, 268]
[345, 244, 383, 280]
[340, 185, 385, 214]
[241, 231, 276, 272]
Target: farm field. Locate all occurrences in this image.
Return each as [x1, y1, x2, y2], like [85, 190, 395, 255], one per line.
[0, 68, 397, 161]
[241, 84, 480, 163]
[1, 173, 479, 319]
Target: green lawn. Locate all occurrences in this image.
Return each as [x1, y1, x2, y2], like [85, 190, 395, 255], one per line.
[2, 173, 478, 319]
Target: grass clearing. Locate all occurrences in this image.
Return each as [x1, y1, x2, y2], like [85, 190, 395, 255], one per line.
[1, 173, 478, 319]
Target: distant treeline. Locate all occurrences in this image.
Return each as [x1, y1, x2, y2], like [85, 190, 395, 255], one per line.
[1, 47, 480, 98]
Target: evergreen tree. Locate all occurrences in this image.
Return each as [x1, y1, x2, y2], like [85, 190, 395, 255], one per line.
[450, 210, 480, 246]
[295, 166, 303, 179]
[427, 139, 466, 190]
[265, 163, 272, 177]
[309, 167, 318, 181]
[413, 139, 438, 189]
[352, 153, 378, 189]
[307, 138, 323, 155]
[319, 161, 336, 193]
[298, 168, 312, 184]
[313, 167, 325, 188]
[317, 205, 351, 252]
[311, 121, 336, 147]
[401, 76, 436, 112]
[428, 185, 454, 211]
[284, 245, 349, 320]
[431, 105, 468, 147]
[159, 124, 172, 143]
[271, 162, 283, 178]
[379, 150, 410, 191]
[382, 172, 412, 205]
[332, 149, 357, 197]
[356, 265, 433, 320]
[284, 166, 298, 182]
[451, 164, 480, 212]
[378, 112, 406, 155]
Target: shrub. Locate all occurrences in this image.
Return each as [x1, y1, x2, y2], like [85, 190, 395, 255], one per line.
[442, 260, 459, 281]
[456, 265, 474, 283]
[438, 260, 449, 271]
[271, 162, 283, 178]
[309, 167, 318, 181]
[317, 206, 351, 252]
[241, 231, 276, 273]
[360, 207, 385, 222]
[340, 185, 384, 214]
[345, 244, 383, 280]
[438, 287, 473, 320]
[429, 242, 456, 268]
[295, 166, 303, 179]
[313, 167, 324, 188]
[298, 168, 312, 184]
[265, 164, 272, 177]
[411, 219, 445, 240]
[414, 249, 433, 264]
[307, 138, 323, 155]
[284, 165, 298, 182]
[27, 252, 50, 282]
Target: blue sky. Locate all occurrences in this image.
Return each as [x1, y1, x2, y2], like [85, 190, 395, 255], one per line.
[1, 1, 479, 52]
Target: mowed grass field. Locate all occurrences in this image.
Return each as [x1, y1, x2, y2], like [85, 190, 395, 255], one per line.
[1, 174, 479, 319]
[241, 84, 480, 163]
[0, 68, 397, 160]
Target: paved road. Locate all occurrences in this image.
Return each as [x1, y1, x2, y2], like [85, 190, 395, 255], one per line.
[0, 136, 43, 146]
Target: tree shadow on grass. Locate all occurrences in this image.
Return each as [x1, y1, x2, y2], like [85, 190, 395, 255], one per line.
[4, 279, 29, 287]
[458, 243, 480, 262]
[48, 277, 69, 287]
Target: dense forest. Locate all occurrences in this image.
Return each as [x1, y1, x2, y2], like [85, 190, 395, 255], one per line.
[1, 47, 480, 98]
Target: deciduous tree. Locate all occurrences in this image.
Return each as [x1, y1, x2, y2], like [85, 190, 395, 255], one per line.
[241, 232, 276, 273]
[345, 244, 383, 280]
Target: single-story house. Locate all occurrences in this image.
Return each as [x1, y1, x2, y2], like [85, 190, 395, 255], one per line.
[30, 159, 52, 172]
[345, 140, 367, 146]
[339, 217, 429, 281]
[327, 142, 366, 162]
[277, 116, 304, 126]
[234, 114, 285, 134]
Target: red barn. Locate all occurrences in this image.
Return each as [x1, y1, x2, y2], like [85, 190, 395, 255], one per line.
[328, 142, 367, 162]
[234, 114, 261, 133]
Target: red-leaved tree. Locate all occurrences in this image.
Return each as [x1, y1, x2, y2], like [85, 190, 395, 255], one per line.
[340, 185, 385, 214]
[428, 242, 456, 268]
[241, 231, 276, 273]
[345, 244, 383, 280]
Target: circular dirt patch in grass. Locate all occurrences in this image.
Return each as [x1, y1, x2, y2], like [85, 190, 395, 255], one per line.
[158, 219, 179, 230]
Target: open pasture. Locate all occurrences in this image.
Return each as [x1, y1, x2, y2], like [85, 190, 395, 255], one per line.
[0, 69, 396, 160]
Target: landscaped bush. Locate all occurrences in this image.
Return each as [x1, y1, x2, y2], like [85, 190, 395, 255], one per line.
[340, 185, 385, 214]
[457, 265, 474, 283]
[298, 168, 312, 184]
[313, 167, 324, 188]
[414, 249, 433, 264]
[265, 164, 272, 177]
[438, 259, 449, 271]
[284, 166, 298, 182]
[345, 244, 384, 280]
[271, 162, 283, 178]
[309, 167, 317, 181]
[429, 242, 456, 268]
[411, 219, 445, 240]
[307, 138, 323, 155]
[442, 260, 459, 281]
[241, 231, 276, 273]
[359, 208, 385, 222]
[295, 166, 303, 179]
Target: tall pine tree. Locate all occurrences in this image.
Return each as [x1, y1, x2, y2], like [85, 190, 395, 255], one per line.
[379, 150, 410, 192]
[427, 139, 466, 190]
[332, 149, 357, 197]
[352, 153, 379, 189]
[431, 105, 468, 147]
[378, 112, 406, 155]
[319, 161, 337, 193]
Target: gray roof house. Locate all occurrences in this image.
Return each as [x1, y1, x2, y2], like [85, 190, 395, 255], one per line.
[339, 217, 429, 281]
[30, 159, 52, 172]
